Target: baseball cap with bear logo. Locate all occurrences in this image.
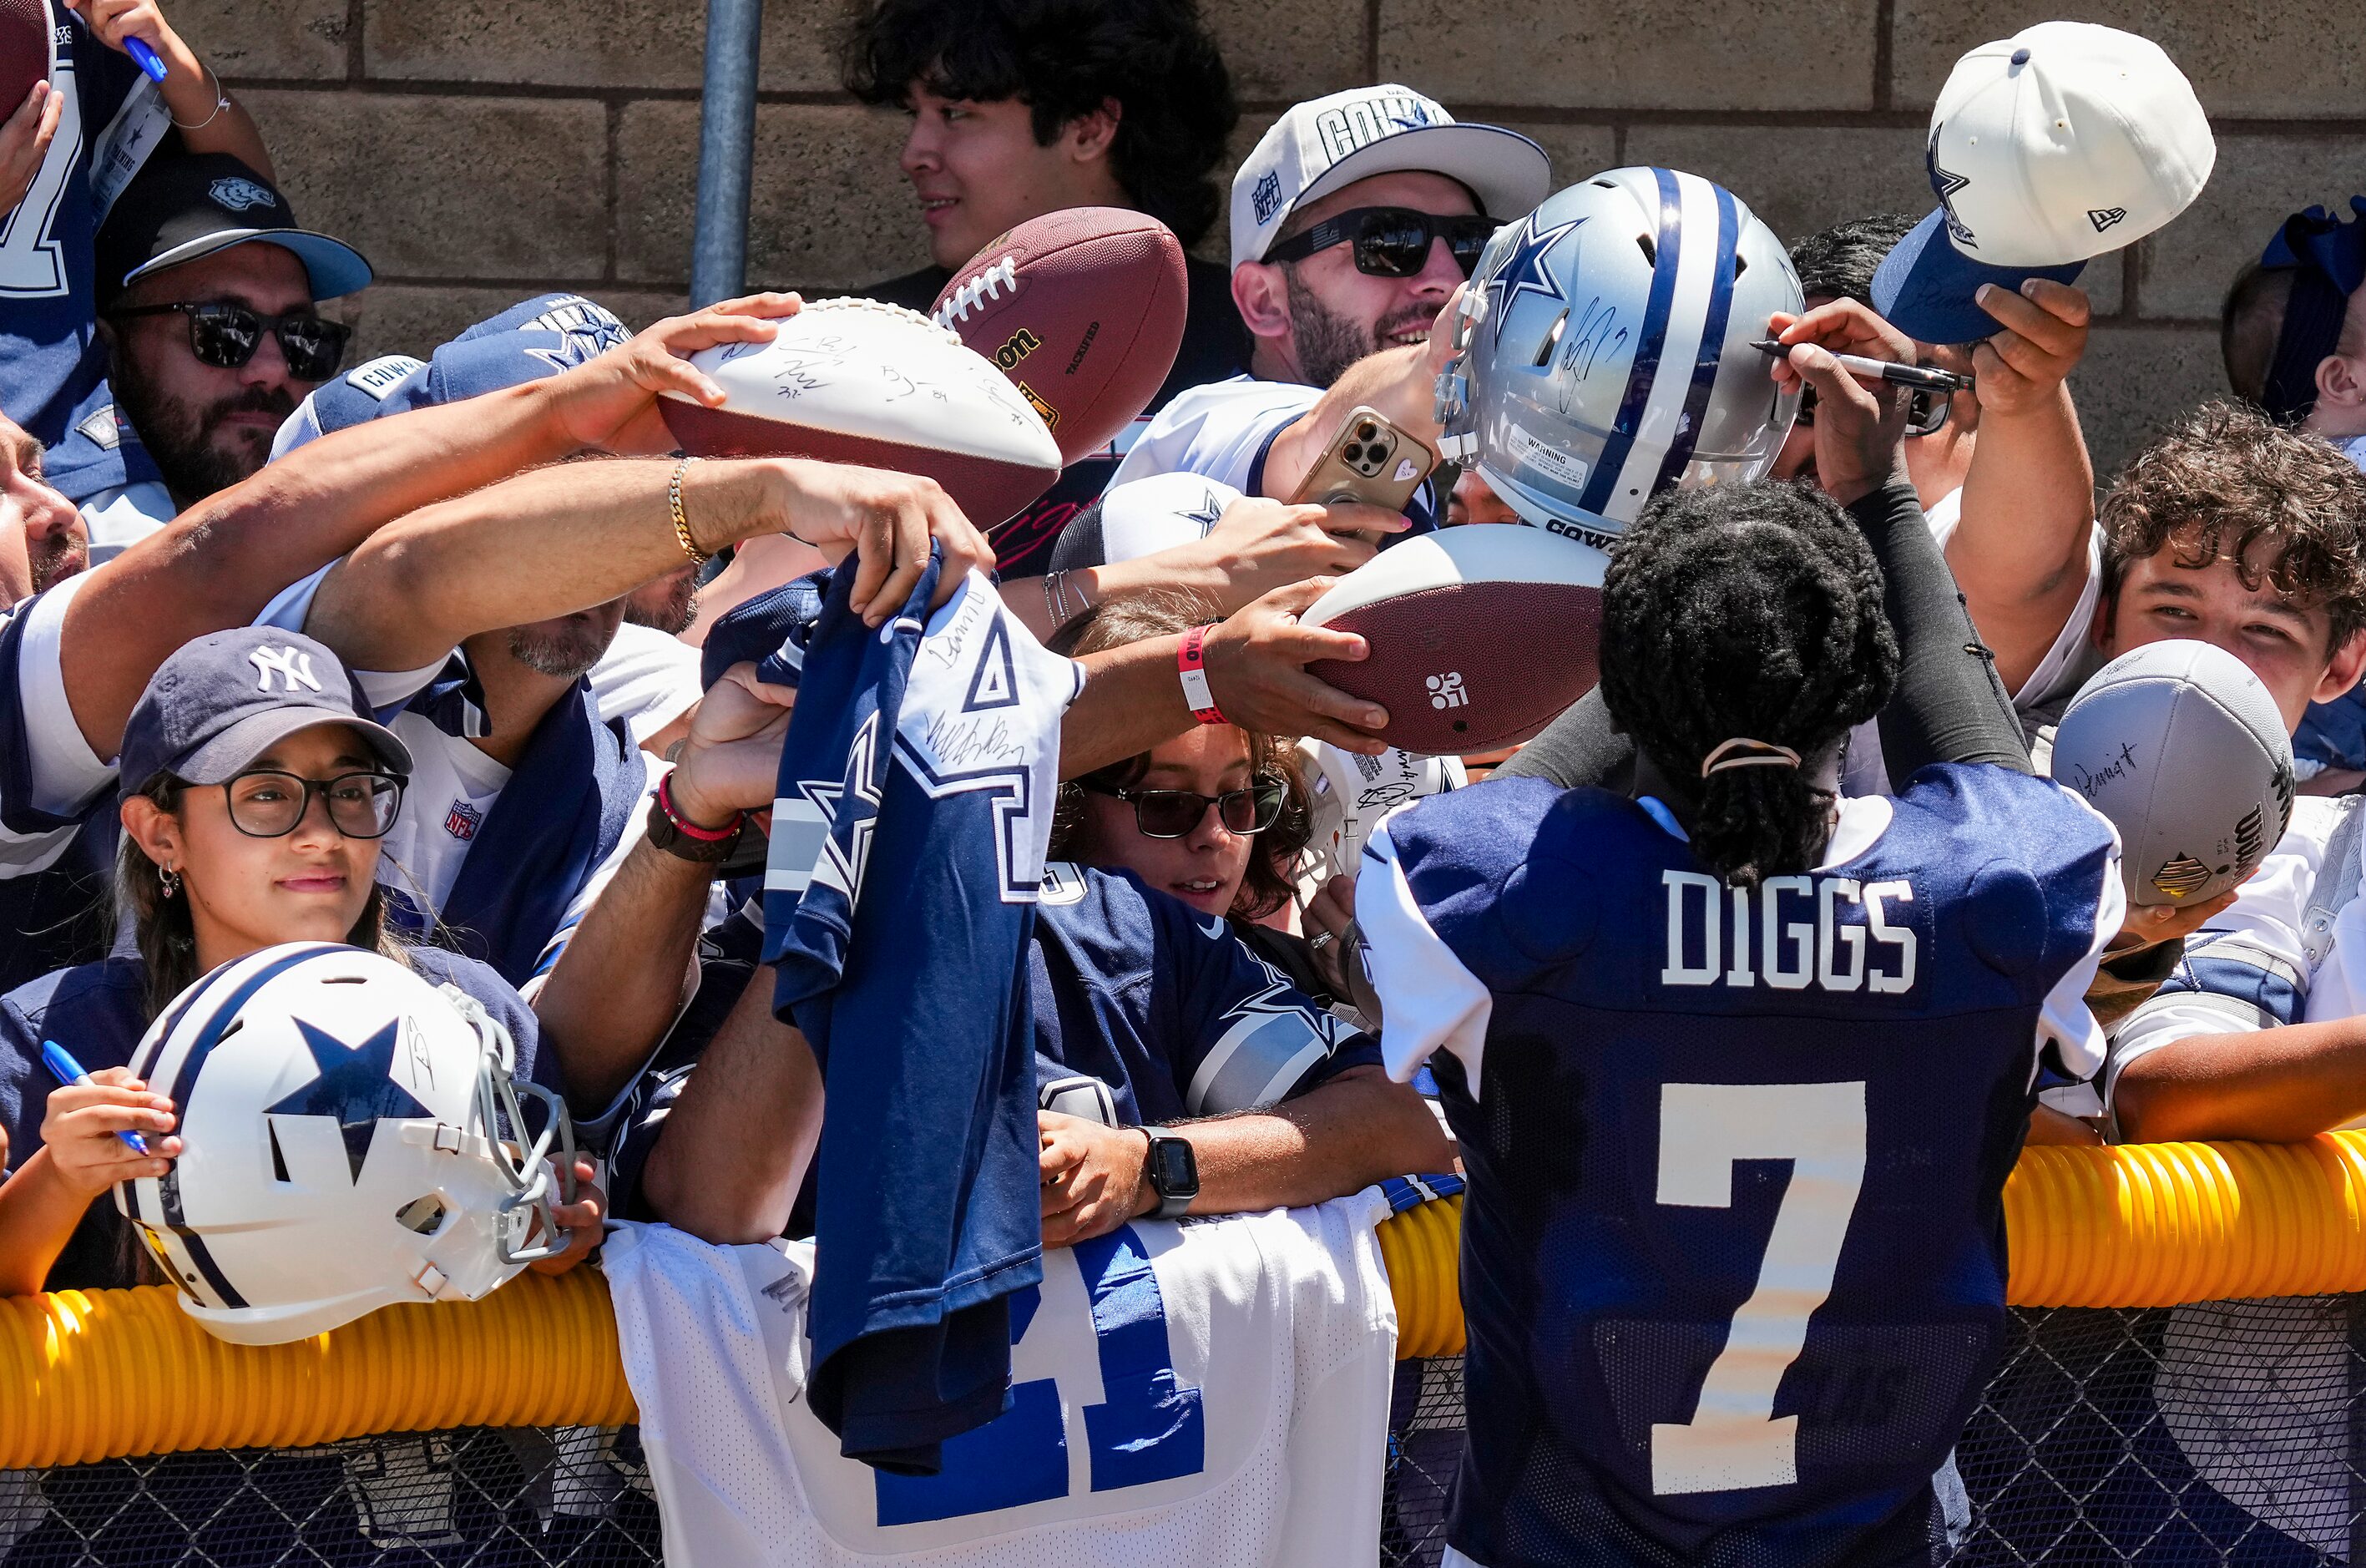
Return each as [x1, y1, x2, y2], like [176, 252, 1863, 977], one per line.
[1229, 85, 1550, 272]
[95, 152, 372, 311]
[1872, 22, 2214, 344]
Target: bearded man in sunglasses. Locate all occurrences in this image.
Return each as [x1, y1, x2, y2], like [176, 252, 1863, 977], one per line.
[47, 152, 371, 559]
[1109, 85, 1550, 533]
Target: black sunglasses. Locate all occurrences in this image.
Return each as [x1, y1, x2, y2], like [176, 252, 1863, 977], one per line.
[1084, 775, 1287, 839]
[1796, 378, 1953, 438]
[1265, 207, 1498, 280]
[109, 301, 351, 382]
[222, 769, 403, 839]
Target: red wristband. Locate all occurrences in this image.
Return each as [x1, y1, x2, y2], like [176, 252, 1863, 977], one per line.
[656, 774, 743, 842]
[1178, 625, 1226, 725]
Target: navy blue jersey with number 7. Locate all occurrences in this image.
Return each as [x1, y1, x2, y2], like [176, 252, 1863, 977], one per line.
[1359, 768, 2119, 1568]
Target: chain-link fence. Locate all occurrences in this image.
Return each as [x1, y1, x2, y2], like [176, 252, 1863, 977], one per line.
[3, 1298, 2359, 1566]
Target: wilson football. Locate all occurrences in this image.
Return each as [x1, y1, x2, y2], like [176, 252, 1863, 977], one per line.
[1304, 525, 1608, 755]
[931, 208, 1188, 468]
[659, 296, 1063, 528]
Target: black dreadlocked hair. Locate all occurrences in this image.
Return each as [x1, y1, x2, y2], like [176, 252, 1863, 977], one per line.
[1598, 481, 1898, 888]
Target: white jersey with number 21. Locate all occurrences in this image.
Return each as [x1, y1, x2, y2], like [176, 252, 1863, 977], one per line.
[604, 1190, 1397, 1567]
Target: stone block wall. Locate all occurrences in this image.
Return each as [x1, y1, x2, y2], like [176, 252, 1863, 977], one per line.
[178, 0, 2366, 477]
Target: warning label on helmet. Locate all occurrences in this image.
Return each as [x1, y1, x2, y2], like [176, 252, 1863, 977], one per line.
[1504, 422, 1590, 488]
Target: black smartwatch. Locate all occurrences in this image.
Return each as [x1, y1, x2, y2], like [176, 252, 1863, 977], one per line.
[1140, 1127, 1199, 1220]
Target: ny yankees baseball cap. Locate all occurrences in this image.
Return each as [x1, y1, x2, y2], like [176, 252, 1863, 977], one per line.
[1230, 85, 1551, 271]
[1872, 23, 2214, 344]
[121, 627, 410, 791]
[95, 152, 373, 311]
[271, 293, 630, 460]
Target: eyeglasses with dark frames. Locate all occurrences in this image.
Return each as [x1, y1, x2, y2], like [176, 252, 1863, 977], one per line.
[221, 769, 404, 838]
[1794, 377, 1955, 438]
[1082, 774, 1287, 839]
[1264, 207, 1499, 280]
[108, 301, 351, 382]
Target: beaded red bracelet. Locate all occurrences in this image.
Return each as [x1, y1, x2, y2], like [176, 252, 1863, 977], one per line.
[655, 774, 743, 841]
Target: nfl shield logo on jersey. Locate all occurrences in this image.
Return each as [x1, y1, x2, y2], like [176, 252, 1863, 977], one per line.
[444, 799, 483, 841]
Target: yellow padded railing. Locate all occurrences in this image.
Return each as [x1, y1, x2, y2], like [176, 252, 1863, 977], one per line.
[11, 1131, 2366, 1469]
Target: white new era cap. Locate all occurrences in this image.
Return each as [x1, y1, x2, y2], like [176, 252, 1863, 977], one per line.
[1230, 85, 1551, 272]
[1873, 22, 2214, 343]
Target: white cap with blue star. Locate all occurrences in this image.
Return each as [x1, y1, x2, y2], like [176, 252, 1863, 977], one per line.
[1229, 84, 1550, 272]
[1873, 22, 2214, 343]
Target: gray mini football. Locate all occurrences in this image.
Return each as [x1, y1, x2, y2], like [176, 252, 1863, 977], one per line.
[2052, 640, 2295, 906]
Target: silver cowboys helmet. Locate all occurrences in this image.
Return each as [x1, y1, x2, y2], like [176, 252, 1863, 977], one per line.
[1436, 167, 1804, 544]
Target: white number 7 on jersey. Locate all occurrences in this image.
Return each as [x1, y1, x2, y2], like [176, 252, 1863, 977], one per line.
[1651, 1080, 1868, 1496]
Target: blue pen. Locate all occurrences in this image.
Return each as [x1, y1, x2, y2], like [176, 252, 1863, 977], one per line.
[40, 1041, 152, 1157]
[124, 37, 169, 83]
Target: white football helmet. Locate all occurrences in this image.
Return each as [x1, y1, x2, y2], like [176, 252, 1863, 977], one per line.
[114, 943, 574, 1345]
[1435, 167, 1805, 545]
[1292, 739, 1466, 905]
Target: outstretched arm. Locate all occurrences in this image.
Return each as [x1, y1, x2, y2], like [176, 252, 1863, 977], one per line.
[534, 666, 794, 1109]
[639, 969, 824, 1245]
[301, 456, 992, 674]
[1947, 281, 2097, 697]
[56, 296, 800, 761]
[1035, 1066, 1453, 1248]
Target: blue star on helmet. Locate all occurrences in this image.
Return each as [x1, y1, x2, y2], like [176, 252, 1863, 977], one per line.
[1484, 212, 1585, 347]
[265, 1017, 430, 1182]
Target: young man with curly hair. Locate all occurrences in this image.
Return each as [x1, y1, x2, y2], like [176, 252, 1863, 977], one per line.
[2050, 403, 2366, 1144]
[842, 0, 1251, 574]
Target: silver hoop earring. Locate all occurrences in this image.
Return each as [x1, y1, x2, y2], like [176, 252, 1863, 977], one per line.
[158, 864, 180, 899]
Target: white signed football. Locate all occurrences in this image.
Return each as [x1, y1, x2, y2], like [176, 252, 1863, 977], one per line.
[660, 297, 1064, 527]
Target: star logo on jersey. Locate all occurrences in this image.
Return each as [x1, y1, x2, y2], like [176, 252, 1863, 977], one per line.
[1928, 132, 1976, 248]
[1182, 488, 1227, 534]
[796, 711, 885, 901]
[265, 1018, 430, 1182]
[1483, 211, 1584, 347]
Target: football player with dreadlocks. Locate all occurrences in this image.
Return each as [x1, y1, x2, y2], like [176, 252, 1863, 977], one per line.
[1349, 262, 2124, 1566]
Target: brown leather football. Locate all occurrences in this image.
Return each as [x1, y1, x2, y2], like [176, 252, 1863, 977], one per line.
[1305, 527, 1611, 756]
[930, 208, 1188, 468]
[1, 0, 51, 131]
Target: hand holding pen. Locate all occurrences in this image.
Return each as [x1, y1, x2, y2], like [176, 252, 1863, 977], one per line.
[39, 1041, 179, 1194]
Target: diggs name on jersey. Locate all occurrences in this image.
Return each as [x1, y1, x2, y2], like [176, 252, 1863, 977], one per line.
[1659, 871, 1918, 994]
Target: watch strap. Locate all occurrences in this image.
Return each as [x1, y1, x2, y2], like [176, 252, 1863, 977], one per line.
[1140, 1125, 1196, 1219]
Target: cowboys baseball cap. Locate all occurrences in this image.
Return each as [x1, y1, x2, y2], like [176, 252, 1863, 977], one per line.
[1872, 22, 2214, 344]
[270, 292, 630, 460]
[1049, 473, 1242, 573]
[119, 627, 411, 791]
[1230, 85, 1551, 271]
[94, 152, 373, 311]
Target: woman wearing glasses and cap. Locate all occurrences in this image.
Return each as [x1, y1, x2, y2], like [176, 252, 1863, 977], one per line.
[0, 625, 600, 1294]
[1026, 600, 1450, 1248]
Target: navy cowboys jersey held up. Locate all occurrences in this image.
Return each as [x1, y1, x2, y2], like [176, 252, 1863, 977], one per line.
[762, 552, 1080, 1477]
[1360, 768, 2121, 1568]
